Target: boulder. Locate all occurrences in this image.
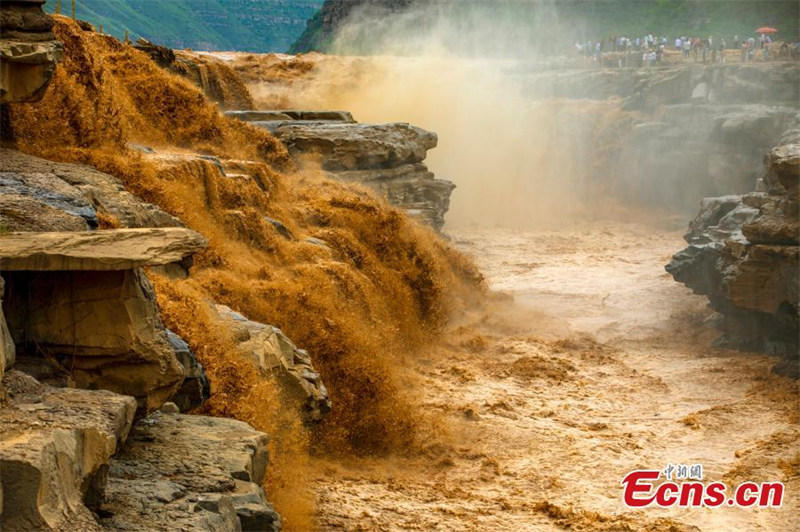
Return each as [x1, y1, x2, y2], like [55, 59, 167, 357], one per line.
[215, 304, 331, 422]
[0, 227, 208, 271]
[101, 412, 280, 531]
[0, 370, 137, 531]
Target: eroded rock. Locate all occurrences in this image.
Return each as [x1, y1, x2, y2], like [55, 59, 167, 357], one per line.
[227, 112, 455, 229]
[0, 148, 183, 231]
[271, 121, 436, 171]
[0, 370, 137, 531]
[101, 412, 280, 531]
[0, 227, 208, 271]
[216, 304, 331, 422]
[166, 329, 211, 413]
[3, 268, 186, 413]
[667, 137, 800, 376]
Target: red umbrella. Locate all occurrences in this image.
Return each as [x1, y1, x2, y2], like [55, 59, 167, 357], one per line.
[755, 27, 778, 34]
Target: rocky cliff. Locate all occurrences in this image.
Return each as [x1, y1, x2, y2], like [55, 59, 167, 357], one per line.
[0, 145, 337, 529]
[666, 131, 799, 377]
[0, 149, 282, 530]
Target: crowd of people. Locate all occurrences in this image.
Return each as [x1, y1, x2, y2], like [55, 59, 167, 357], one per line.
[575, 31, 794, 66]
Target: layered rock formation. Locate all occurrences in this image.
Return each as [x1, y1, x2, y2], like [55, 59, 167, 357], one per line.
[0, 148, 288, 529]
[0, 369, 279, 531]
[216, 304, 331, 422]
[0, 0, 63, 105]
[0, 148, 183, 230]
[226, 110, 455, 230]
[0, 150, 209, 412]
[0, 370, 137, 531]
[1, 229, 206, 412]
[667, 132, 799, 377]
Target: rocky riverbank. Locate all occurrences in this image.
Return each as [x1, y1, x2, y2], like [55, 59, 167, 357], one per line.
[667, 131, 799, 377]
[0, 145, 333, 530]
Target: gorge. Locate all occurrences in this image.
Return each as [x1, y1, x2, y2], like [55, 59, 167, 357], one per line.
[1, 1, 798, 531]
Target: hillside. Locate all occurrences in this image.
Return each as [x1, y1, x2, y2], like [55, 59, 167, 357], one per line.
[44, 0, 322, 52]
[291, 0, 800, 54]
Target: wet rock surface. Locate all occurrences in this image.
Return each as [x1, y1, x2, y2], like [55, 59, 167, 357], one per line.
[0, 148, 183, 231]
[0, 370, 137, 532]
[216, 304, 331, 422]
[101, 412, 280, 532]
[667, 133, 800, 376]
[228, 112, 455, 230]
[165, 330, 211, 413]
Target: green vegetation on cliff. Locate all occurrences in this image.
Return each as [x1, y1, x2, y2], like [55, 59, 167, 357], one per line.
[44, 0, 322, 52]
[291, 0, 800, 54]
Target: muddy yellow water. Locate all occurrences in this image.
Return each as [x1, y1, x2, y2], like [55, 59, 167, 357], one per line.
[311, 221, 799, 531]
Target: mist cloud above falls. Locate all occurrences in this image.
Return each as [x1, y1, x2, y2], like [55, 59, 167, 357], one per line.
[272, 1, 635, 228]
[250, 2, 718, 228]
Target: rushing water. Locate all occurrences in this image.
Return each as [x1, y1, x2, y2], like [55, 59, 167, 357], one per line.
[312, 221, 798, 531]
[215, 51, 799, 530]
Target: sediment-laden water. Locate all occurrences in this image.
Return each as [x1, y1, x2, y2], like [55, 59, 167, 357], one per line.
[313, 221, 798, 531]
